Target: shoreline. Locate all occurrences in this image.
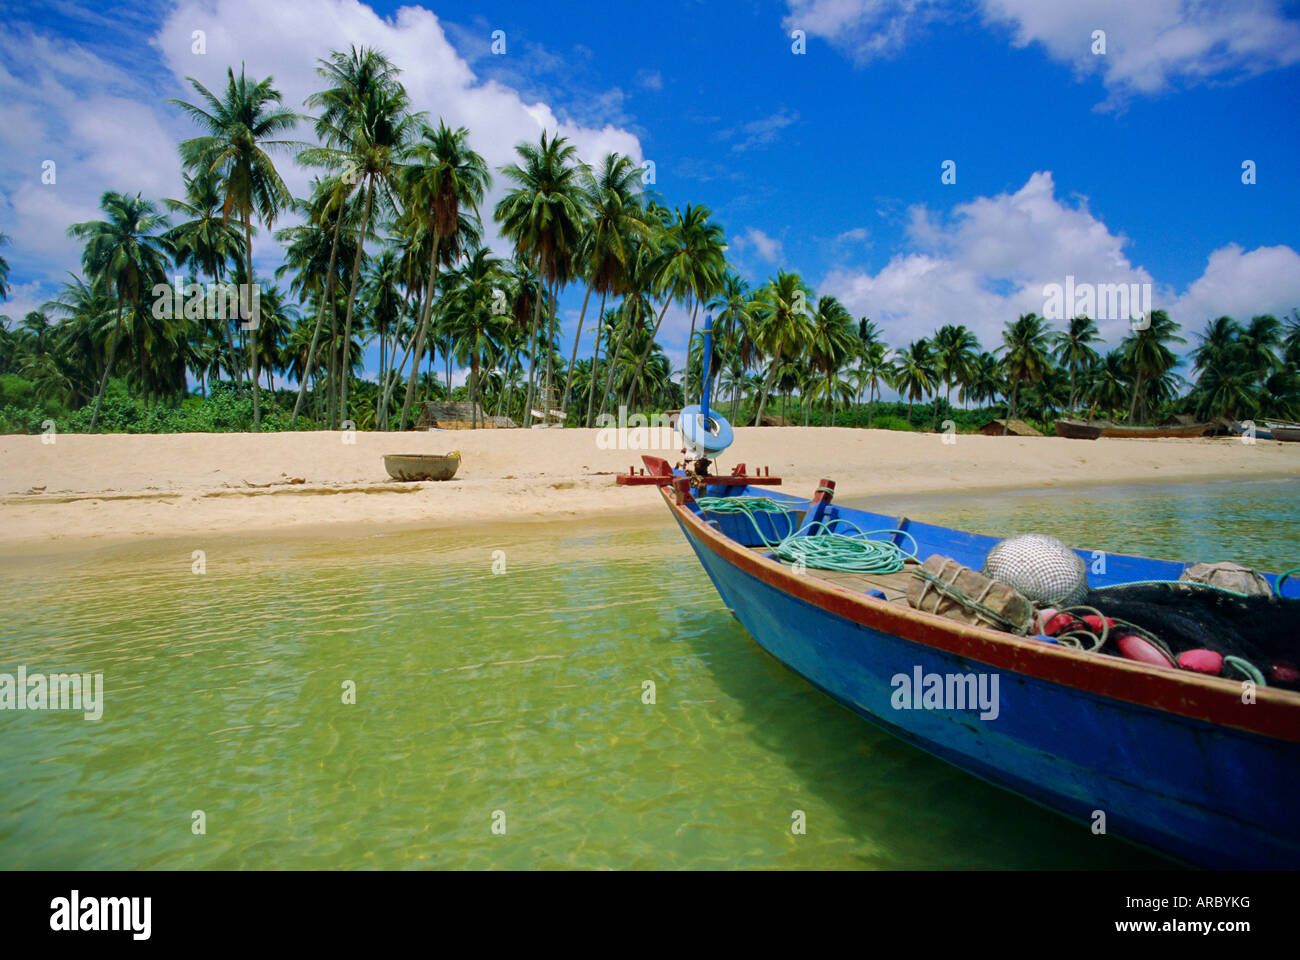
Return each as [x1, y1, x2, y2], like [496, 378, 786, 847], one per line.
[2, 427, 1298, 555]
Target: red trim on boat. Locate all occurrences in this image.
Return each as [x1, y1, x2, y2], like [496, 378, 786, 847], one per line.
[661, 485, 1300, 743]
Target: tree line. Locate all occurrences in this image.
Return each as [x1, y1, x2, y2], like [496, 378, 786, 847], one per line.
[1, 46, 1297, 435]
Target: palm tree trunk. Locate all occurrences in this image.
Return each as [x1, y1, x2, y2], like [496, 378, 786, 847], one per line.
[245, 216, 259, 429]
[382, 326, 417, 424]
[338, 175, 375, 427]
[753, 361, 780, 426]
[583, 289, 609, 428]
[560, 282, 594, 421]
[88, 303, 125, 431]
[291, 211, 345, 425]
[399, 230, 442, 431]
[621, 296, 676, 409]
[1127, 371, 1144, 423]
[523, 266, 543, 427]
[684, 297, 698, 403]
[542, 276, 559, 414]
[596, 301, 637, 424]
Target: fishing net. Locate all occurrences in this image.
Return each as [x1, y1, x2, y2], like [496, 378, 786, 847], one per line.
[983, 533, 1089, 606]
[1081, 581, 1300, 690]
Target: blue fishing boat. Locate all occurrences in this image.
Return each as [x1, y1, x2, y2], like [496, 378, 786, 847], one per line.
[655, 317, 1300, 869]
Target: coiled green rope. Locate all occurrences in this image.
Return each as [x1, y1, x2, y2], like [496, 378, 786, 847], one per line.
[696, 496, 918, 574]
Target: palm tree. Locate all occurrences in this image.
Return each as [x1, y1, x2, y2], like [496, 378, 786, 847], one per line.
[1051, 315, 1100, 415]
[933, 323, 980, 413]
[961, 350, 1003, 411]
[495, 131, 584, 426]
[1121, 309, 1183, 423]
[893, 338, 937, 425]
[1086, 350, 1131, 420]
[998, 313, 1052, 431]
[1283, 310, 1300, 367]
[363, 246, 405, 429]
[708, 272, 756, 404]
[279, 180, 361, 423]
[857, 340, 891, 427]
[628, 204, 726, 407]
[442, 247, 506, 426]
[396, 122, 490, 428]
[751, 271, 813, 425]
[1190, 316, 1241, 376]
[563, 152, 648, 421]
[303, 47, 419, 425]
[595, 207, 667, 424]
[68, 191, 172, 429]
[1239, 314, 1283, 384]
[807, 295, 855, 425]
[163, 167, 247, 382]
[171, 65, 301, 427]
[45, 274, 115, 407]
[0, 231, 10, 302]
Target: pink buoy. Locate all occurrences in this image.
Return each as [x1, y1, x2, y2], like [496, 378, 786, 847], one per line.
[1117, 633, 1172, 667]
[1177, 649, 1223, 675]
[1036, 607, 1059, 633]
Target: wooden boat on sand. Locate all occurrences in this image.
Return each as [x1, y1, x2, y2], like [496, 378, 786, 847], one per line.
[1055, 419, 1213, 439]
[1054, 419, 1103, 440]
[648, 453, 1300, 868]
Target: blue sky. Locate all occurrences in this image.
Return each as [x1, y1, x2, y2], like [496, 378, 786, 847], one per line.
[3, 0, 1299, 384]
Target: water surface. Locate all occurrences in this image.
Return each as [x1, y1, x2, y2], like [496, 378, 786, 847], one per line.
[2, 478, 1295, 869]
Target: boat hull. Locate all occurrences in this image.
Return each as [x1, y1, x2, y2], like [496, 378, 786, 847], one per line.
[1054, 419, 1103, 440]
[668, 496, 1300, 869]
[1100, 422, 1212, 439]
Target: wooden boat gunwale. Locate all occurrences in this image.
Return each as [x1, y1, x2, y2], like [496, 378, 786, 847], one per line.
[659, 481, 1300, 743]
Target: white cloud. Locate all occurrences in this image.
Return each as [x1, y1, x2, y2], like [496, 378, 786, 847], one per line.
[783, 0, 948, 63]
[719, 109, 799, 152]
[1172, 243, 1300, 327]
[819, 171, 1300, 353]
[0, 0, 643, 319]
[734, 227, 785, 264]
[784, 0, 1300, 104]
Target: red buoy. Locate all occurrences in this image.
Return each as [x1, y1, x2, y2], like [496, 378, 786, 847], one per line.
[1082, 614, 1115, 634]
[1177, 649, 1223, 675]
[1270, 661, 1300, 686]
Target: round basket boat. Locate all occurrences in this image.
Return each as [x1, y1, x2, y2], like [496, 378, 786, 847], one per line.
[383, 451, 461, 482]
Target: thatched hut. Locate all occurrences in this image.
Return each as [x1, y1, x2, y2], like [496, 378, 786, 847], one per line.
[978, 418, 1043, 437]
[415, 402, 515, 430]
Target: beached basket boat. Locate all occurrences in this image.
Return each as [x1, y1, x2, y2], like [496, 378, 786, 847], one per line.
[382, 451, 461, 481]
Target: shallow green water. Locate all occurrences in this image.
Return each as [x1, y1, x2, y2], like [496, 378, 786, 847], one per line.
[1, 478, 1295, 869]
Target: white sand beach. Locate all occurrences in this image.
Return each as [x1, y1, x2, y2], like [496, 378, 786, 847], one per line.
[1, 427, 1297, 548]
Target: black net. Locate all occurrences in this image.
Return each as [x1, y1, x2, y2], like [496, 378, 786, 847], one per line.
[1082, 582, 1300, 690]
